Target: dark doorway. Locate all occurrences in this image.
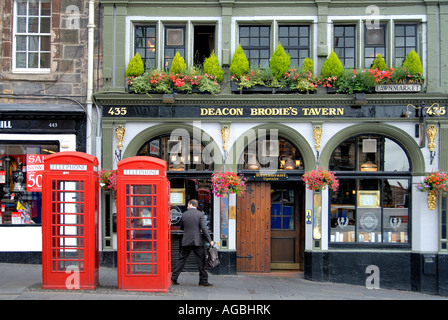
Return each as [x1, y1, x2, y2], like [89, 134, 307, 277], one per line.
[193, 25, 215, 66]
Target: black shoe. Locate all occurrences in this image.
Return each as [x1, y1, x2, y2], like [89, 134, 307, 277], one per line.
[199, 282, 213, 287]
[171, 279, 180, 285]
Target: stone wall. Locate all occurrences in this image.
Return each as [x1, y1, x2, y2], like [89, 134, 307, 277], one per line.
[0, 0, 102, 105]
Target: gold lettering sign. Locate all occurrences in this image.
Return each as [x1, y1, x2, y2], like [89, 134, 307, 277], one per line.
[199, 107, 344, 117]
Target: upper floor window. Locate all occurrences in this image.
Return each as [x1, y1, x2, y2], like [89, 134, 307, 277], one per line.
[14, 0, 51, 71]
[239, 26, 271, 68]
[364, 24, 386, 68]
[394, 23, 418, 66]
[278, 25, 310, 67]
[334, 25, 356, 68]
[135, 25, 157, 70]
[133, 23, 216, 71]
[164, 27, 186, 69]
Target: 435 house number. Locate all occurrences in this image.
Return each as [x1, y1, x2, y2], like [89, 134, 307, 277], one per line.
[108, 107, 127, 116]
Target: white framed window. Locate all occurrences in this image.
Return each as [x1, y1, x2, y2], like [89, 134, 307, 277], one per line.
[127, 17, 222, 72]
[13, 0, 52, 73]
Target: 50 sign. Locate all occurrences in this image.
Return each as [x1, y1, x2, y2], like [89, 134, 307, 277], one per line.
[26, 154, 45, 192]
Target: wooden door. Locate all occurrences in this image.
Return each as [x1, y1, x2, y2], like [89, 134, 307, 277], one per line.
[236, 182, 271, 272]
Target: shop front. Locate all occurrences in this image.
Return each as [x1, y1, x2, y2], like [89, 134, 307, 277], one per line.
[96, 92, 448, 293]
[0, 104, 86, 263]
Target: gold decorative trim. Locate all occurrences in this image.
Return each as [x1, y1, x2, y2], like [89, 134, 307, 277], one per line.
[313, 125, 323, 152]
[426, 125, 438, 152]
[115, 125, 126, 151]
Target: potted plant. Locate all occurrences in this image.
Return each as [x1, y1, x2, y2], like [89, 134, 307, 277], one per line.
[170, 51, 187, 74]
[229, 44, 250, 93]
[335, 69, 376, 94]
[283, 68, 317, 93]
[203, 51, 224, 83]
[416, 172, 448, 210]
[302, 167, 339, 192]
[371, 54, 387, 71]
[98, 168, 118, 192]
[211, 171, 248, 197]
[270, 43, 291, 79]
[320, 51, 343, 93]
[402, 49, 423, 75]
[126, 52, 145, 92]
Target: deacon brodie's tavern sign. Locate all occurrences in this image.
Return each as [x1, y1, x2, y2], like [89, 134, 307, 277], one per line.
[104, 104, 447, 119]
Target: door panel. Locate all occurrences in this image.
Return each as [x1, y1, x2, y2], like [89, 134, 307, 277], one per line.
[270, 182, 303, 270]
[236, 182, 271, 272]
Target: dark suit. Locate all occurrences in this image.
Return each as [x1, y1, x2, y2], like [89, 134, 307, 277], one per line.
[171, 207, 212, 284]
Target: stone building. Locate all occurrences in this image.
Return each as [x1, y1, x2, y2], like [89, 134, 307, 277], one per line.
[0, 0, 101, 262]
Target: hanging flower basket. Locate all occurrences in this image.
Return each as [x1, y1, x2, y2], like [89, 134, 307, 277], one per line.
[415, 172, 448, 210]
[211, 171, 248, 197]
[98, 169, 118, 192]
[302, 167, 339, 192]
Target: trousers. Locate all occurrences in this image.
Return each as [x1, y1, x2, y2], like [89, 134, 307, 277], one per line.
[171, 245, 208, 283]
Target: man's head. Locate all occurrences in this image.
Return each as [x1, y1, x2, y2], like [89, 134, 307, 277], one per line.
[187, 199, 198, 209]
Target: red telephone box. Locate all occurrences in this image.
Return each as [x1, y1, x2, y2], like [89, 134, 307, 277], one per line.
[41, 152, 99, 290]
[117, 156, 171, 292]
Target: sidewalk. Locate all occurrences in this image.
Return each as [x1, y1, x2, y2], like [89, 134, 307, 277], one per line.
[1, 263, 446, 301]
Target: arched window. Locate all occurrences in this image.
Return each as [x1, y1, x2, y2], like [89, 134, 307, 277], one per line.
[137, 134, 214, 172]
[329, 135, 411, 245]
[238, 136, 304, 171]
[137, 134, 214, 230]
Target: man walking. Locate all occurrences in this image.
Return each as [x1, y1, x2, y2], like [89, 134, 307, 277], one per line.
[171, 199, 214, 286]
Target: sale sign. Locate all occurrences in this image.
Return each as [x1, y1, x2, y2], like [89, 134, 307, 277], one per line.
[26, 154, 45, 192]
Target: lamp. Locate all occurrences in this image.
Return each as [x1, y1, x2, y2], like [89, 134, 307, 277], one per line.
[246, 154, 261, 170]
[279, 155, 296, 170]
[360, 161, 378, 171]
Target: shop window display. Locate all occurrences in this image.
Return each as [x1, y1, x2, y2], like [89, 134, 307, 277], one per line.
[329, 135, 411, 244]
[0, 142, 58, 225]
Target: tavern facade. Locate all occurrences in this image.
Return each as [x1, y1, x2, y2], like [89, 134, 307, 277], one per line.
[93, 0, 448, 295]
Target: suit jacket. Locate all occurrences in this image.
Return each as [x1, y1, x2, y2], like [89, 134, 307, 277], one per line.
[180, 208, 212, 246]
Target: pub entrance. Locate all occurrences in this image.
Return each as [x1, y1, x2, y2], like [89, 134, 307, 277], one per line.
[236, 181, 304, 272]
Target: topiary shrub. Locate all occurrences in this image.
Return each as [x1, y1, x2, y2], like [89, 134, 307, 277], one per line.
[229, 44, 249, 78]
[203, 51, 224, 82]
[402, 49, 423, 74]
[321, 50, 343, 78]
[302, 57, 314, 74]
[170, 52, 187, 74]
[371, 54, 387, 70]
[126, 52, 144, 77]
[269, 43, 290, 79]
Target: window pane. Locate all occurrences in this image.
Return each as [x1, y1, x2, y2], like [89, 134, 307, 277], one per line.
[29, 2, 39, 15]
[28, 17, 39, 33]
[41, 2, 51, 16]
[16, 36, 27, 51]
[16, 52, 27, 68]
[330, 179, 356, 242]
[28, 52, 38, 68]
[17, 17, 27, 33]
[17, 2, 27, 15]
[40, 52, 50, 68]
[41, 17, 51, 33]
[29, 36, 39, 51]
